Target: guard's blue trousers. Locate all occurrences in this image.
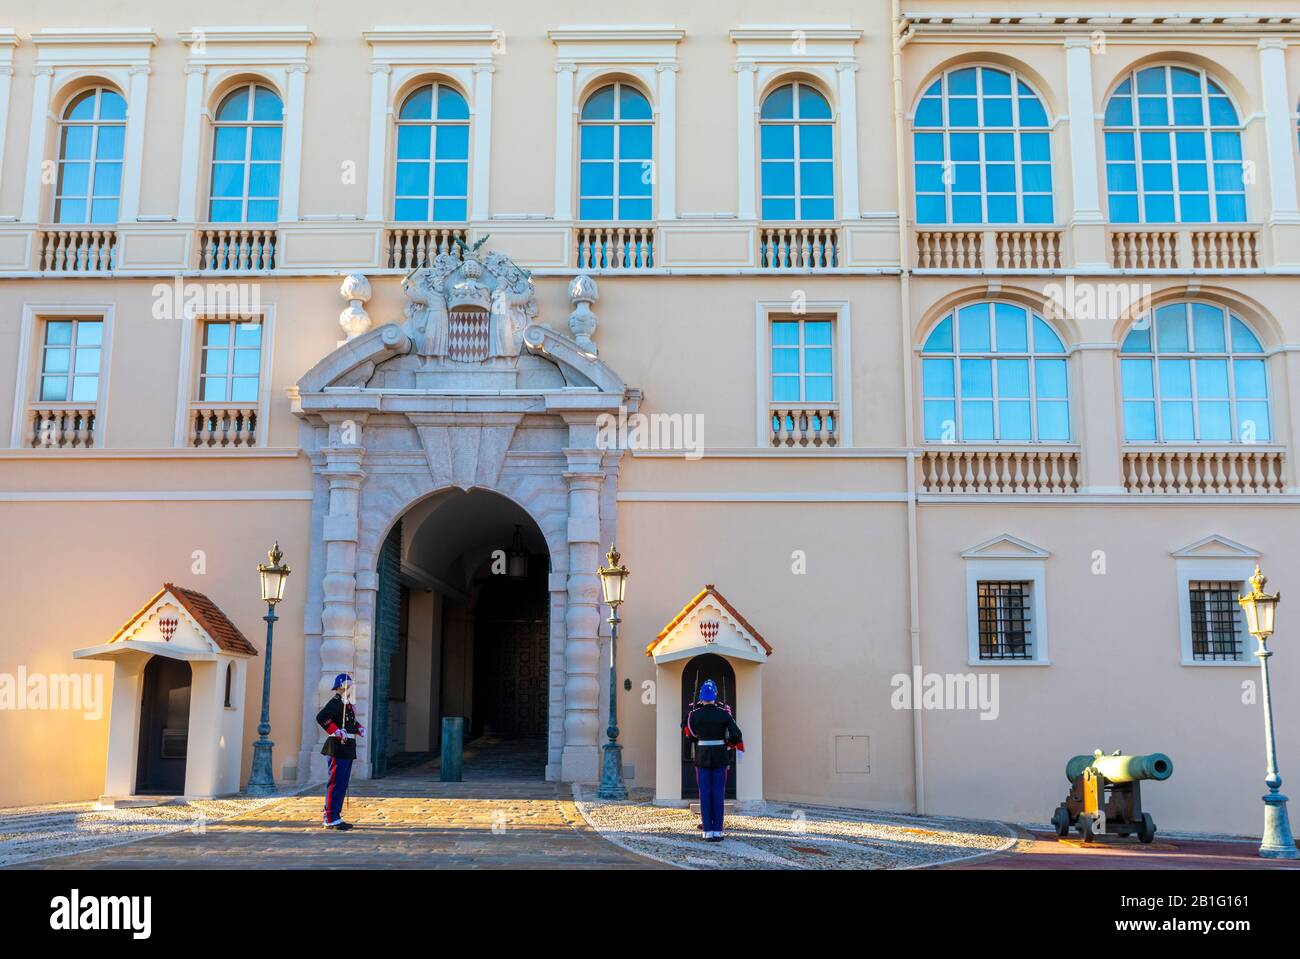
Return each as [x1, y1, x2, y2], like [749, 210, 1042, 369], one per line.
[697, 765, 728, 834]
[324, 756, 353, 824]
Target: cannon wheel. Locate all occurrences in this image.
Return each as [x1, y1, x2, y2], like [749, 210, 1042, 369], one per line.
[1051, 806, 1071, 837]
[1137, 813, 1156, 844]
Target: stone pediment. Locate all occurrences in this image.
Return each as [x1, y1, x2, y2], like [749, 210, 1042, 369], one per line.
[1170, 534, 1261, 559]
[648, 585, 773, 665]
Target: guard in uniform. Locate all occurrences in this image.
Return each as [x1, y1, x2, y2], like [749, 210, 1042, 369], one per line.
[683, 679, 743, 841]
[316, 672, 364, 831]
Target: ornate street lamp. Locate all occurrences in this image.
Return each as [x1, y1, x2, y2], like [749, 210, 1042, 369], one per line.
[596, 544, 630, 800]
[1238, 565, 1297, 859]
[247, 542, 291, 796]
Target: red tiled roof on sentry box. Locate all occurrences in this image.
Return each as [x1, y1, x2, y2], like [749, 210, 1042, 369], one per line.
[109, 583, 259, 656]
[647, 583, 773, 657]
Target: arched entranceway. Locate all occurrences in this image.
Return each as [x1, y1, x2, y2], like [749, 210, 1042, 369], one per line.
[136, 657, 192, 794]
[680, 653, 737, 800]
[368, 488, 552, 780]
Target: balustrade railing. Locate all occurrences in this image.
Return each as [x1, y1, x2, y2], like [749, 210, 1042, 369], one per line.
[385, 225, 470, 270]
[758, 225, 840, 270]
[574, 224, 656, 271]
[189, 405, 259, 448]
[770, 405, 838, 447]
[197, 227, 277, 272]
[920, 446, 1080, 493]
[1122, 446, 1285, 494]
[37, 228, 116, 272]
[25, 404, 97, 449]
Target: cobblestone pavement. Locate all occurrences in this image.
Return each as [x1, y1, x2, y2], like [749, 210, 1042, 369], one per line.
[574, 787, 1018, 869]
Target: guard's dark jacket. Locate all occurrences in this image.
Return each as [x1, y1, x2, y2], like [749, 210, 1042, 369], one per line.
[316, 694, 359, 760]
[683, 703, 743, 769]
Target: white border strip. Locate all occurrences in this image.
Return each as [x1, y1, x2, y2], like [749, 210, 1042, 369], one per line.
[0, 490, 313, 502]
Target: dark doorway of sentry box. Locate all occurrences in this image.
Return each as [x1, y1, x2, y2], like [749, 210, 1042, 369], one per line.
[136, 656, 191, 794]
[680, 652, 737, 800]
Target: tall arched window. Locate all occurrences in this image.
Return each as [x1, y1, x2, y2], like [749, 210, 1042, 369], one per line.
[922, 302, 1070, 442]
[55, 86, 126, 224]
[1120, 302, 1269, 442]
[760, 81, 834, 220]
[394, 82, 469, 222]
[913, 66, 1053, 224]
[1104, 65, 1245, 223]
[579, 82, 653, 221]
[209, 83, 283, 223]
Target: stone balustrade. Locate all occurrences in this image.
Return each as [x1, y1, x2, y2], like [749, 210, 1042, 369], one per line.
[574, 224, 656, 271]
[1109, 225, 1262, 271]
[1122, 446, 1286, 494]
[920, 446, 1080, 493]
[190, 405, 259, 448]
[758, 224, 840, 271]
[37, 228, 117, 273]
[385, 225, 470, 270]
[197, 227, 278, 272]
[25, 405, 97, 449]
[770, 405, 838, 447]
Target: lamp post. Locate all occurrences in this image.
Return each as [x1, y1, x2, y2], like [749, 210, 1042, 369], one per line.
[596, 544, 629, 800]
[1238, 564, 1298, 859]
[246, 542, 291, 796]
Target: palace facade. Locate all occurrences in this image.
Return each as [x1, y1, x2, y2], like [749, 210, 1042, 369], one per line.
[2, 1, 1299, 837]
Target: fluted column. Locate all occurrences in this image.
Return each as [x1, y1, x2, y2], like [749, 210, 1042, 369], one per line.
[560, 447, 605, 782]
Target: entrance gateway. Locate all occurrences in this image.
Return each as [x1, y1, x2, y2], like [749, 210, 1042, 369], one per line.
[292, 247, 637, 784]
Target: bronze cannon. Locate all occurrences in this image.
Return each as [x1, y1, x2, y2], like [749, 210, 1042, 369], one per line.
[1051, 750, 1173, 843]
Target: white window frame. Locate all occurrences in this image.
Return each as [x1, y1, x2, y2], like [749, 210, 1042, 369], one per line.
[577, 79, 655, 222]
[207, 81, 284, 224]
[172, 305, 276, 449]
[755, 299, 852, 447]
[392, 79, 472, 223]
[54, 85, 127, 225]
[1173, 542, 1260, 666]
[9, 304, 116, 448]
[759, 79, 836, 221]
[961, 535, 1051, 666]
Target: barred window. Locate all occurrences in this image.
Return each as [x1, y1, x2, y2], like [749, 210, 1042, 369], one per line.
[1189, 580, 1246, 661]
[977, 580, 1033, 660]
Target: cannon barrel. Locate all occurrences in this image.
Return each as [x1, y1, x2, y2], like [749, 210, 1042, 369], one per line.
[1065, 752, 1173, 784]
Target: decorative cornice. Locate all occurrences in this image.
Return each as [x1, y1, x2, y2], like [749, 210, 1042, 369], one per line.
[180, 27, 315, 46]
[31, 28, 159, 47]
[548, 26, 686, 44]
[903, 13, 1300, 42]
[363, 26, 499, 45]
[729, 26, 863, 43]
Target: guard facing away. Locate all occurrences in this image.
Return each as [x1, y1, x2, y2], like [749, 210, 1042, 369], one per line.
[316, 672, 364, 831]
[683, 679, 743, 841]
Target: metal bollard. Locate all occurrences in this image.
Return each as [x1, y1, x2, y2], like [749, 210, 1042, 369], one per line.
[440, 716, 464, 782]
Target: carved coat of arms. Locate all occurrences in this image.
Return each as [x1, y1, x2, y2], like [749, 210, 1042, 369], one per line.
[401, 245, 538, 365]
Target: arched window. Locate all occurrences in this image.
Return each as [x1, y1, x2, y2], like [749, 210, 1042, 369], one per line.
[394, 82, 469, 222]
[913, 66, 1053, 225]
[1103, 65, 1245, 223]
[579, 82, 653, 221]
[760, 81, 834, 220]
[1120, 302, 1269, 442]
[209, 83, 283, 223]
[922, 302, 1070, 442]
[55, 86, 126, 224]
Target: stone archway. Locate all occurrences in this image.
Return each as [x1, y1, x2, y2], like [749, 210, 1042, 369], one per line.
[291, 251, 636, 786]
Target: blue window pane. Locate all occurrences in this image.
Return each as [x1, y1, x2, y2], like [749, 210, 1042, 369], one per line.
[90, 199, 118, 223]
[397, 125, 431, 161]
[1159, 359, 1192, 397]
[799, 161, 834, 195]
[805, 376, 833, 402]
[1161, 401, 1195, 439]
[1023, 195, 1054, 223]
[1124, 401, 1157, 440]
[1033, 318, 1066, 353]
[962, 401, 995, 439]
[1107, 163, 1137, 192]
[582, 86, 615, 120]
[986, 165, 1015, 194]
[923, 317, 952, 352]
[953, 165, 981, 193]
[771, 377, 799, 402]
[213, 127, 246, 161]
[958, 304, 991, 351]
[983, 132, 1014, 161]
[434, 161, 467, 197]
[1211, 132, 1242, 161]
[952, 195, 982, 223]
[914, 133, 944, 162]
[950, 133, 980, 161]
[1020, 163, 1052, 193]
[1037, 401, 1070, 440]
[1105, 132, 1135, 161]
[915, 98, 943, 127]
[1237, 401, 1271, 441]
[1019, 96, 1048, 127]
[1172, 98, 1204, 125]
[1155, 305, 1188, 351]
[1122, 325, 1151, 353]
[801, 124, 833, 159]
[797, 85, 831, 119]
[216, 88, 249, 121]
[924, 400, 956, 440]
[1177, 162, 1208, 193]
[1216, 194, 1246, 222]
[762, 197, 795, 220]
[915, 165, 946, 193]
[58, 162, 90, 196]
[435, 125, 469, 160]
[760, 84, 793, 120]
[579, 198, 613, 220]
[805, 346, 833, 373]
[960, 358, 993, 397]
[999, 400, 1031, 440]
[1035, 358, 1068, 398]
[760, 161, 794, 196]
[210, 163, 244, 198]
[1137, 67, 1166, 94]
[1144, 194, 1176, 222]
[394, 198, 427, 221]
[1199, 401, 1232, 440]
[252, 88, 282, 122]
[1231, 318, 1263, 352]
[948, 69, 978, 95]
[246, 200, 277, 222]
[620, 124, 653, 160]
[1138, 97, 1169, 125]
[395, 162, 429, 196]
[99, 90, 127, 120]
[916, 195, 946, 224]
[1109, 194, 1139, 223]
[997, 358, 1030, 397]
[436, 87, 469, 120]
[61, 126, 92, 160]
[982, 98, 1012, 126]
[247, 164, 279, 198]
[95, 126, 124, 160]
[986, 195, 1016, 223]
[581, 125, 614, 160]
[1019, 133, 1050, 161]
[1170, 68, 1201, 94]
[208, 199, 241, 222]
[800, 198, 835, 220]
[1121, 359, 1154, 398]
[92, 163, 121, 197]
[1141, 132, 1172, 160]
[399, 87, 432, 120]
[1196, 358, 1229, 398]
[1234, 359, 1268, 398]
[432, 198, 466, 221]
[1214, 162, 1244, 192]
[771, 321, 799, 346]
[982, 69, 1011, 95]
[760, 124, 793, 160]
[922, 358, 954, 397]
[251, 126, 282, 161]
[1208, 98, 1238, 126]
[771, 349, 799, 375]
[994, 304, 1027, 352]
[1180, 194, 1211, 223]
[1192, 304, 1226, 351]
[1175, 131, 1206, 160]
[1142, 163, 1173, 192]
[619, 161, 652, 196]
[1104, 94, 1134, 126]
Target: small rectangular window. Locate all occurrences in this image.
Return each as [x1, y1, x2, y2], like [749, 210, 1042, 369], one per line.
[1189, 580, 1246, 661]
[199, 320, 262, 403]
[976, 580, 1033, 660]
[770, 316, 834, 405]
[39, 318, 103, 403]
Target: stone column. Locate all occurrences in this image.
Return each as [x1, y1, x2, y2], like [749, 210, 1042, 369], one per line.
[364, 64, 390, 222]
[655, 63, 678, 220]
[176, 65, 206, 223]
[119, 66, 151, 222]
[1064, 38, 1107, 269]
[280, 63, 309, 222]
[560, 445, 604, 782]
[836, 61, 861, 221]
[20, 66, 53, 224]
[735, 62, 758, 220]
[1259, 40, 1300, 264]
[310, 417, 367, 779]
[553, 63, 576, 221]
[471, 65, 494, 222]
